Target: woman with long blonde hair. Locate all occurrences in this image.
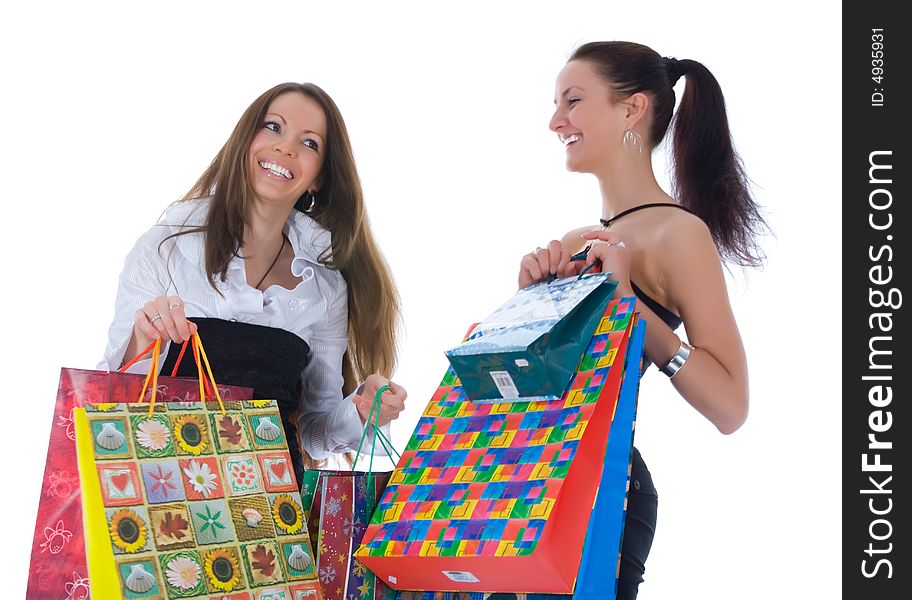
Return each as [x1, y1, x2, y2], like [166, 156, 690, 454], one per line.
[101, 82, 406, 479]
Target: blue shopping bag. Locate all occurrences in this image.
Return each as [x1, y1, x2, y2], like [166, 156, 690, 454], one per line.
[574, 316, 645, 599]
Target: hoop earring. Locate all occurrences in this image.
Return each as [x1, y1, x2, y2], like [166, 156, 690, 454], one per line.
[295, 190, 316, 212]
[623, 125, 643, 161]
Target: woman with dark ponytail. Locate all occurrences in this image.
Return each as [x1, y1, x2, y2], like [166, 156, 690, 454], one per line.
[518, 41, 767, 597]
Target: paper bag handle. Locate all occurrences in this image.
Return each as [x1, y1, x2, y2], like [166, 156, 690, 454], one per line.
[577, 262, 600, 279]
[569, 245, 603, 280]
[352, 385, 401, 475]
[117, 338, 162, 373]
[116, 332, 225, 416]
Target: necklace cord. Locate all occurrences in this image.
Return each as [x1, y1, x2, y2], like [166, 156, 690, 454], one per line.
[253, 233, 288, 290]
[600, 202, 691, 228]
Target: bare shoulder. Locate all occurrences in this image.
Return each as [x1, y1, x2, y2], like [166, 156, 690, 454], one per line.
[652, 210, 729, 321]
[560, 225, 599, 255]
[654, 210, 717, 267]
[604, 208, 717, 315]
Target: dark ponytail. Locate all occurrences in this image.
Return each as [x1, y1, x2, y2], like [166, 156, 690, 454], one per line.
[571, 42, 768, 267]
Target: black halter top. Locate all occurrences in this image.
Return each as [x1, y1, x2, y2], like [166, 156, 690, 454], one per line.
[601, 202, 693, 331]
[631, 282, 681, 331]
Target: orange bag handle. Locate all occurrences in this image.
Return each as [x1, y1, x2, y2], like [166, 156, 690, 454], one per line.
[193, 332, 225, 413]
[116, 332, 225, 416]
[168, 333, 214, 397]
[117, 339, 161, 373]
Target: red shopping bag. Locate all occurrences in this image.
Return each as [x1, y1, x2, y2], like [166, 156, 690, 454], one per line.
[301, 470, 396, 600]
[26, 338, 254, 599]
[298, 386, 401, 600]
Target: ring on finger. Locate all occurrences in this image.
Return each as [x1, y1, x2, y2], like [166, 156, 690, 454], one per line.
[149, 314, 163, 324]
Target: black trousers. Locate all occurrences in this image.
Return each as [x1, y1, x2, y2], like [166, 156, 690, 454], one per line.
[615, 446, 659, 599]
[461, 448, 659, 600]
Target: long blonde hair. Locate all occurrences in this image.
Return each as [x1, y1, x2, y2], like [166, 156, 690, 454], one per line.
[178, 82, 400, 392]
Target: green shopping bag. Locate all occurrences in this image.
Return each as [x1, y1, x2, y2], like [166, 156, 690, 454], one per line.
[445, 272, 617, 403]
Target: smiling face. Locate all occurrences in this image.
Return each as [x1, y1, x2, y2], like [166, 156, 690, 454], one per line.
[247, 92, 327, 207]
[549, 60, 629, 174]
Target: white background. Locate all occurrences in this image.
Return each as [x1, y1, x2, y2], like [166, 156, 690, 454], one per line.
[0, 1, 840, 598]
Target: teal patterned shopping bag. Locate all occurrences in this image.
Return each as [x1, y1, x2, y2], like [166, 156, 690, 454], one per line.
[445, 273, 617, 403]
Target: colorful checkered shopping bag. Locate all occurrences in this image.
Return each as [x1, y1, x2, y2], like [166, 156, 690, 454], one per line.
[354, 297, 642, 595]
[27, 337, 254, 599]
[392, 316, 647, 600]
[73, 336, 323, 600]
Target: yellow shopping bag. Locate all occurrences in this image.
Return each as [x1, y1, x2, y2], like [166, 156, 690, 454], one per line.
[75, 335, 323, 599]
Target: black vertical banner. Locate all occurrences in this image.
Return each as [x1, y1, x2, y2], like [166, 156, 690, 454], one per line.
[843, 2, 909, 597]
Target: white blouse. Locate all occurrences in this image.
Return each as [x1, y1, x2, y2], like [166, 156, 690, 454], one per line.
[100, 199, 381, 460]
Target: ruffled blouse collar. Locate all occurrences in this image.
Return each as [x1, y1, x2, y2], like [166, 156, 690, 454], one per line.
[159, 198, 332, 285]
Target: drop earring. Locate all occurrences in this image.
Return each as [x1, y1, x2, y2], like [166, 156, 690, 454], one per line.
[623, 125, 643, 161]
[295, 190, 316, 212]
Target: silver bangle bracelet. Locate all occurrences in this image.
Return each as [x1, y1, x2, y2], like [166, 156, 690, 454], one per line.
[659, 340, 694, 378]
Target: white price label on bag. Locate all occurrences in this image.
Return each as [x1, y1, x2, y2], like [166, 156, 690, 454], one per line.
[443, 570, 480, 583]
[490, 370, 520, 398]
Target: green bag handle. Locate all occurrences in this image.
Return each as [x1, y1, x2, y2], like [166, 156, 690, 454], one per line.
[577, 262, 600, 279]
[352, 384, 401, 475]
[571, 245, 605, 280]
[352, 385, 401, 518]
[541, 259, 600, 284]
